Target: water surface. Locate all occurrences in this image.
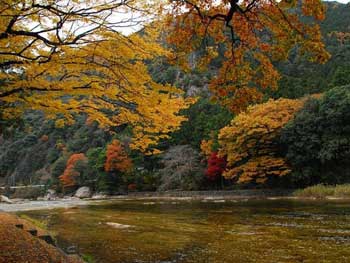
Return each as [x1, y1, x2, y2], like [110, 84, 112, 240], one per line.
[18, 199, 350, 262]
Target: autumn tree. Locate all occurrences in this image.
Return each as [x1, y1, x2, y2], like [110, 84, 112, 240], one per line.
[164, 0, 330, 112]
[218, 98, 304, 184]
[0, 0, 192, 152]
[104, 140, 132, 173]
[205, 152, 227, 181]
[59, 153, 88, 188]
[200, 139, 215, 158]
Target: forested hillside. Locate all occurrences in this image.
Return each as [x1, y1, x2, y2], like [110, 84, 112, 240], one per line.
[1, 1, 350, 193]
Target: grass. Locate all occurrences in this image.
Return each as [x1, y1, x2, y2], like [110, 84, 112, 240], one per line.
[18, 214, 48, 230]
[294, 184, 350, 199]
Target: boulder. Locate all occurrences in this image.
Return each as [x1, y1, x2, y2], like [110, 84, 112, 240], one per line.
[0, 195, 13, 204]
[74, 187, 91, 198]
[44, 189, 57, 201]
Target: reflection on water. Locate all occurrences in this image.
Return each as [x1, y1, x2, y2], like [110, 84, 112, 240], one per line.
[18, 199, 350, 262]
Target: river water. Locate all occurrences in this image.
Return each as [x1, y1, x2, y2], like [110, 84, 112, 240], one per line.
[17, 199, 350, 262]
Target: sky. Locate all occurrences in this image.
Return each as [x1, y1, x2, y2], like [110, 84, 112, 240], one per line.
[325, 0, 350, 3]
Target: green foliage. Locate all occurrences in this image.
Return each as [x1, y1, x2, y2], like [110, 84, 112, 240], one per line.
[169, 98, 232, 149]
[294, 184, 335, 198]
[330, 66, 350, 87]
[281, 86, 350, 186]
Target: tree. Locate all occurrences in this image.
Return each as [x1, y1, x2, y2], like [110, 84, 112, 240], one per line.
[169, 98, 233, 149]
[165, 0, 330, 112]
[157, 145, 205, 191]
[0, 0, 192, 152]
[330, 67, 350, 87]
[104, 140, 132, 173]
[219, 98, 303, 184]
[205, 152, 227, 181]
[281, 86, 350, 186]
[59, 153, 88, 188]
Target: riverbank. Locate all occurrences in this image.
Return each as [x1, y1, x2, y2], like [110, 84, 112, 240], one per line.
[0, 212, 83, 263]
[2, 189, 350, 212]
[0, 189, 291, 212]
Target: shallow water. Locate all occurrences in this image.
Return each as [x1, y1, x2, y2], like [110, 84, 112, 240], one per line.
[17, 199, 350, 262]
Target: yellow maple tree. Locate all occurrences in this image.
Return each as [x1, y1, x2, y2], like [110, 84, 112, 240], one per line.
[164, 0, 330, 113]
[218, 98, 304, 184]
[0, 0, 192, 152]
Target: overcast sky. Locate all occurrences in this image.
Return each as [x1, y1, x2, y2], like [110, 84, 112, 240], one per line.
[325, 0, 349, 3]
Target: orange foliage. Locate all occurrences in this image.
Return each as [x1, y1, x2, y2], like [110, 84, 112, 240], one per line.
[40, 135, 49, 142]
[165, 0, 330, 113]
[219, 98, 304, 184]
[59, 153, 87, 188]
[104, 140, 132, 173]
[200, 139, 214, 158]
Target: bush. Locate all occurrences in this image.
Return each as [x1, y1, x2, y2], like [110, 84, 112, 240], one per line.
[294, 184, 335, 198]
[295, 184, 350, 198]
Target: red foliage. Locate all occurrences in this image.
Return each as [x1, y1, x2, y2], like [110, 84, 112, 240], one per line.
[104, 140, 132, 173]
[59, 153, 87, 188]
[127, 183, 137, 191]
[205, 152, 227, 181]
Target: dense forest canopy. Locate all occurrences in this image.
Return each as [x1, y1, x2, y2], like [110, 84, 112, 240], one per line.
[1, 0, 350, 193]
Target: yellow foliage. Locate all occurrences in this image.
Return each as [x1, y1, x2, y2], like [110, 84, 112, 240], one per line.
[200, 139, 214, 158]
[0, 0, 193, 152]
[218, 98, 304, 184]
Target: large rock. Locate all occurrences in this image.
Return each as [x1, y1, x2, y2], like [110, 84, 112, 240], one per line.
[44, 189, 57, 201]
[0, 195, 13, 204]
[74, 187, 91, 198]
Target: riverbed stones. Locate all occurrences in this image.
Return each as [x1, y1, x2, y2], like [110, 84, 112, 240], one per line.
[91, 193, 107, 199]
[0, 195, 13, 204]
[44, 189, 57, 201]
[74, 187, 91, 198]
[106, 222, 132, 229]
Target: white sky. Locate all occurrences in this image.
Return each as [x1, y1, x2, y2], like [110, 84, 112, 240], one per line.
[325, 0, 350, 3]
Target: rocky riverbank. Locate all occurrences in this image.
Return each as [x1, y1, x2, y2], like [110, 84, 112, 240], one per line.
[3, 188, 350, 213]
[0, 188, 294, 212]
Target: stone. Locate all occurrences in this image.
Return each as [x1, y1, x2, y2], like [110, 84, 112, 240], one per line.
[91, 193, 107, 200]
[44, 189, 57, 201]
[39, 235, 56, 246]
[28, 229, 38, 236]
[66, 245, 78, 254]
[74, 187, 91, 199]
[0, 195, 13, 204]
[106, 222, 132, 229]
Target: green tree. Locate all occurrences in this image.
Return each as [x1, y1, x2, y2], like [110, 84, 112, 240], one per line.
[281, 86, 350, 186]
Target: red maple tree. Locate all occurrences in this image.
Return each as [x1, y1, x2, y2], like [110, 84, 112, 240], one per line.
[205, 152, 227, 181]
[59, 153, 87, 188]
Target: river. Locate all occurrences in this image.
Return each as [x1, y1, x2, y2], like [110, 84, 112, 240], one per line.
[17, 198, 350, 262]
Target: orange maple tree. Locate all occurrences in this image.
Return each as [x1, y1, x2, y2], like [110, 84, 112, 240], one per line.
[164, 0, 330, 113]
[218, 98, 304, 184]
[104, 140, 132, 173]
[59, 153, 88, 188]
